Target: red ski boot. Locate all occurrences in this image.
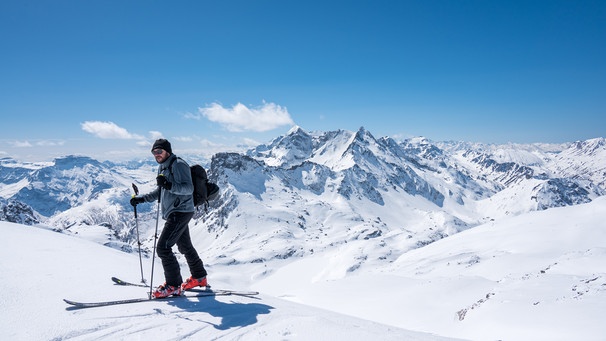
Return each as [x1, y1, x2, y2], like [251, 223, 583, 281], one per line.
[152, 283, 182, 298]
[181, 276, 208, 291]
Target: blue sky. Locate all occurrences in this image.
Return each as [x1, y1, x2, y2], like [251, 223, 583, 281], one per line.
[1, 1, 605, 161]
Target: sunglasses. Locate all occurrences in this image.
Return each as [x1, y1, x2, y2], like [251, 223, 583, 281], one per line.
[151, 148, 164, 155]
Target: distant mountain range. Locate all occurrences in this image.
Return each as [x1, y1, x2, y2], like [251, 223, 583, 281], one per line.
[1, 127, 604, 267]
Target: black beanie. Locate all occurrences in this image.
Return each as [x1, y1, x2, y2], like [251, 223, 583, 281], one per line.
[151, 139, 172, 154]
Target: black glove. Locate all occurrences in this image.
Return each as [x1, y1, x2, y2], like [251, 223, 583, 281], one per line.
[156, 175, 172, 190]
[130, 196, 145, 206]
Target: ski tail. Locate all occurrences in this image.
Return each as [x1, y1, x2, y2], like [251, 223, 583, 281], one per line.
[186, 287, 260, 296]
[111, 277, 258, 296]
[64, 289, 259, 310]
[64, 297, 152, 309]
[112, 276, 148, 288]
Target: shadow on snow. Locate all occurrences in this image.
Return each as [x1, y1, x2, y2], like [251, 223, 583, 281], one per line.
[166, 295, 274, 330]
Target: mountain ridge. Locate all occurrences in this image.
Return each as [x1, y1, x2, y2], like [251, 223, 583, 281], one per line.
[0, 128, 604, 270]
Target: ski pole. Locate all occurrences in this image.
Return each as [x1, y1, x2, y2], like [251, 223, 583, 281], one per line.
[149, 186, 161, 298]
[131, 183, 146, 284]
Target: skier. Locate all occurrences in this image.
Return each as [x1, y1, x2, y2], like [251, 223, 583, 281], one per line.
[130, 138, 208, 298]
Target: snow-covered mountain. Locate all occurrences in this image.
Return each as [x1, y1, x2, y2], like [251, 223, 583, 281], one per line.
[2, 192, 605, 340]
[0, 197, 40, 225]
[1, 127, 605, 340]
[1, 128, 604, 260]
[2, 220, 458, 341]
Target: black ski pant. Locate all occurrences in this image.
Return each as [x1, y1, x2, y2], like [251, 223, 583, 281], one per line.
[156, 211, 207, 287]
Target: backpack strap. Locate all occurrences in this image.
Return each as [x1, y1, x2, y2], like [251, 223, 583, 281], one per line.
[166, 156, 200, 211]
[165, 156, 187, 176]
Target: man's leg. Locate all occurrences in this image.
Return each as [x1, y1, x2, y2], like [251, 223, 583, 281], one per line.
[156, 211, 195, 286]
[176, 225, 208, 279]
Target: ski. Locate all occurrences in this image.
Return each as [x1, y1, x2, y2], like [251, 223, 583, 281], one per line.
[65, 291, 214, 310]
[111, 276, 148, 287]
[111, 276, 259, 296]
[64, 297, 154, 309]
[186, 287, 259, 296]
[64, 288, 259, 310]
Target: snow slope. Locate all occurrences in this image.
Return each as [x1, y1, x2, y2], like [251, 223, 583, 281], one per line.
[1, 130, 605, 340]
[252, 196, 606, 341]
[2, 196, 605, 340]
[0, 221, 458, 341]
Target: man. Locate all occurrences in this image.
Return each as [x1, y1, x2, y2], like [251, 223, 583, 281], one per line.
[130, 138, 208, 298]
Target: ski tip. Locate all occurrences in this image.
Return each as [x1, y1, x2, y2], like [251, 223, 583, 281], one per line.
[111, 276, 149, 287]
[64, 299, 85, 309]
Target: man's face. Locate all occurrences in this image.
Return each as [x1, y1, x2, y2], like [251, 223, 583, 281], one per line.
[152, 148, 169, 163]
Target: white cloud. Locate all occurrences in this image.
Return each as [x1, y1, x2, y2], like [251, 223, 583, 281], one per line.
[197, 101, 295, 132]
[36, 140, 65, 147]
[183, 112, 200, 120]
[11, 140, 33, 148]
[174, 136, 194, 142]
[81, 121, 143, 139]
[198, 138, 222, 148]
[9, 140, 66, 148]
[241, 137, 261, 146]
[149, 131, 164, 140]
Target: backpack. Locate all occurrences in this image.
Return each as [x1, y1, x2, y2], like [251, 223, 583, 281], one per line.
[168, 157, 220, 211]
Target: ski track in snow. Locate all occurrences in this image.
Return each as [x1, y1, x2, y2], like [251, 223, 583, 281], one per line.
[2, 132, 606, 340]
[2, 198, 606, 340]
[0, 221, 459, 341]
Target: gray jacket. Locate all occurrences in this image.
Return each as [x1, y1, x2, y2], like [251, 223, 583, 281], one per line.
[141, 154, 194, 219]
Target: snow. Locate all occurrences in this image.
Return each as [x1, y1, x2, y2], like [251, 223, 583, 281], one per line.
[309, 130, 356, 170]
[0, 221, 456, 341]
[254, 197, 606, 340]
[2, 196, 606, 340]
[0, 177, 30, 198]
[2, 130, 606, 340]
